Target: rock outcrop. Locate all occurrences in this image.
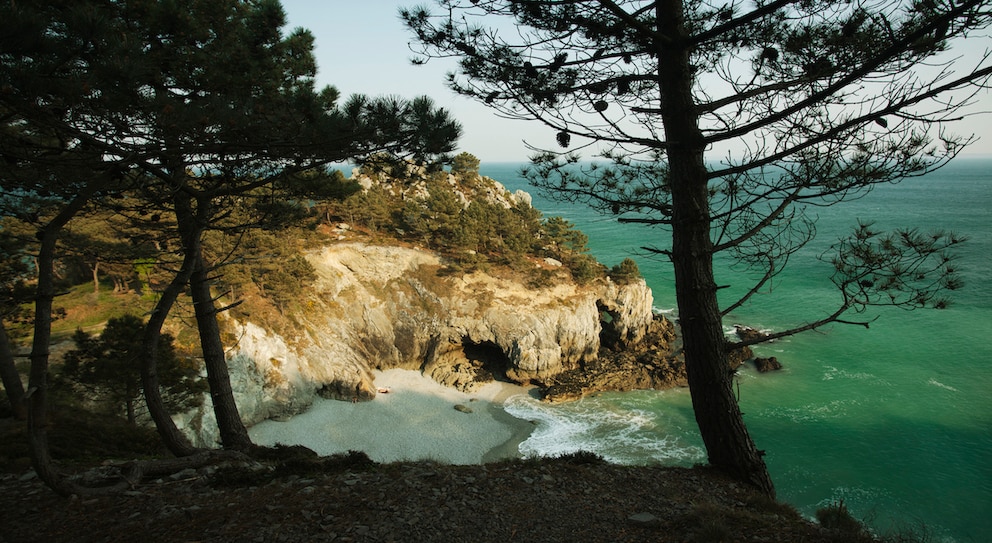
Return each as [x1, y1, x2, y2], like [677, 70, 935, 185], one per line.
[753, 356, 783, 372]
[734, 325, 769, 344]
[540, 315, 683, 403]
[733, 325, 785, 371]
[169, 163, 678, 444]
[215, 242, 657, 433]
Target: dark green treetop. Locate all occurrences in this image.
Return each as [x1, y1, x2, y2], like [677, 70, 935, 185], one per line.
[61, 314, 207, 425]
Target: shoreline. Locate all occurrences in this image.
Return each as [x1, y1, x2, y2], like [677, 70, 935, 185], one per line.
[481, 382, 541, 463]
[249, 369, 537, 464]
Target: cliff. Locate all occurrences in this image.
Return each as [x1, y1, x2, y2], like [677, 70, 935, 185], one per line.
[177, 241, 660, 445]
[170, 163, 683, 445]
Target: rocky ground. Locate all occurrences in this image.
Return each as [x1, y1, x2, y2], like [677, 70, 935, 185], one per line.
[0, 450, 871, 543]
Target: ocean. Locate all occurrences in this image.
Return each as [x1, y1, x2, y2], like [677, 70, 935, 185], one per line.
[480, 158, 992, 542]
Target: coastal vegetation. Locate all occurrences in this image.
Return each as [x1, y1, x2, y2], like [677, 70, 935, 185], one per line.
[327, 154, 615, 286]
[59, 314, 207, 426]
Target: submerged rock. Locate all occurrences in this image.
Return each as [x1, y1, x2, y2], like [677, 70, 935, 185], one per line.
[733, 325, 787, 373]
[734, 325, 769, 343]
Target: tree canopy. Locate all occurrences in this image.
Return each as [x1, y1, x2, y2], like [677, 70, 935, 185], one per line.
[0, 0, 463, 494]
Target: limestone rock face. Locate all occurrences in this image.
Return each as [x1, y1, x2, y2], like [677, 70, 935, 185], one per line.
[224, 242, 655, 425]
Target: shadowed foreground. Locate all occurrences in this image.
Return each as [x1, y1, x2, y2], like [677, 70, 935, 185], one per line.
[0, 452, 870, 543]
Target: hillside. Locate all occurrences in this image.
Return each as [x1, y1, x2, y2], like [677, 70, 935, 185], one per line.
[165, 163, 695, 446]
[0, 162, 882, 542]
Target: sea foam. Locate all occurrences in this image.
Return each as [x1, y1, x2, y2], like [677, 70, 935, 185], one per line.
[503, 393, 704, 465]
[927, 378, 959, 392]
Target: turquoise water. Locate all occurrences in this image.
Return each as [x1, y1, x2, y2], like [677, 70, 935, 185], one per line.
[483, 159, 992, 542]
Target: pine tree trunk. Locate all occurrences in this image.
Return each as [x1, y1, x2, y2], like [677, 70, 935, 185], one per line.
[125, 396, 135, 425]
[172, 189, 251, 450]
[28, 220, 84, 496]
[0, 320, 26, 420]
[91, 260, 100, 294]
[139, 259, 201, 456]
[656, 0, 775, 498]
[189, 250, 252, 450]
[139, 201, 202, 456]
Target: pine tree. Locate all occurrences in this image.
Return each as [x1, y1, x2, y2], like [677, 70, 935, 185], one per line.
[404, 0, 990, 496]
[1, 0, 461, 493]
[62, 315, 206, 425]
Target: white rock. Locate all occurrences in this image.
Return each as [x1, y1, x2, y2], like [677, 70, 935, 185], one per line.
[195, 242, 653, 440]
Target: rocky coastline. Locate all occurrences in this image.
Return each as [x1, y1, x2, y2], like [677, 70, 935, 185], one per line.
[167, 165, 784, 446]
[194, 241, 659, 443]
[168, 235, 788, 447]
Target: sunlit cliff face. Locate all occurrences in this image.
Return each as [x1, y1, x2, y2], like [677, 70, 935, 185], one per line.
[176, 241, 654, 447]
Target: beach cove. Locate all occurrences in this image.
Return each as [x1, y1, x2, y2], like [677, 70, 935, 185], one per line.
[249, 369, 537, 464]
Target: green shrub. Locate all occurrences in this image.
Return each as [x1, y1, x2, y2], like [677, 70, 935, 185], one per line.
[325, 160, 613, 285]
[451, 152, 481, 178]
[553, 450, 605, 464]
[527, 268, 558, 289]
[609, 258, 641, 284]
[566, 253, 605, 284]
[60, 314, 207, 425]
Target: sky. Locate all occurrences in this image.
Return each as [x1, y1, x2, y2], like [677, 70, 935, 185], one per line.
[280, 0, 543, 162]
[279, 1, 992, 163]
